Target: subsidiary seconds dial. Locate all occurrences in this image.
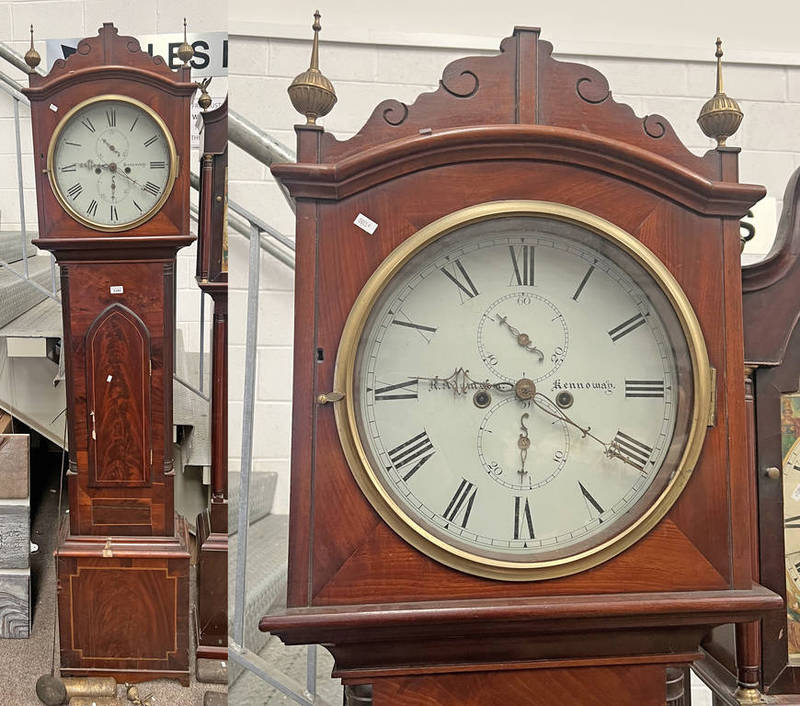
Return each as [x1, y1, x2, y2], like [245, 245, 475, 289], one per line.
[336, 202, 708, 580]
[48, 96, 177, 231]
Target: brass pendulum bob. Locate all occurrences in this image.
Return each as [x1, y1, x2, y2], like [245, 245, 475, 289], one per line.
[35, 674, 67, 706]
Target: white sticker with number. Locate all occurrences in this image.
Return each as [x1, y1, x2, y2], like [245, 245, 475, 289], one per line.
[110, 285, 123, 294]
[354, 213, 378, 235]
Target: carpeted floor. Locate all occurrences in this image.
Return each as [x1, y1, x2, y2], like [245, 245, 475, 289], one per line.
[0, 442, 227, 705]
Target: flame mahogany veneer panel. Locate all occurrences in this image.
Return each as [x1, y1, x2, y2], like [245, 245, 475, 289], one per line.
[64, 261, 172, 536]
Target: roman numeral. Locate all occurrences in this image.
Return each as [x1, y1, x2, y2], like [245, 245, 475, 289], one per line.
[110, 205, 118, 222]
[391, 319, 437, 333]
[625, 380, 666, 398]
[513, 496, 535, 540]
[129, 115, 140, 132]
[440, 259, 479, 302]
[611, 431, 653, 471]
[105, 108, 116, 127]
[66, 183, 82, 200]
[150, 161, 166, 169]
[144, 181, 161, 196]
[373, 379, 419, 401]
[144, 135, 158, 147]
[786, 514, 800, 529]
[86, 199, 98, 217]
[132, 200, 143, 212]
[60, 164, 77, 173]
[572, 265, 595, 301]
[81, 117, 96, 132]
[509, 245, 534, 286]
[387, 431, 435, 481]
[443, 479, 477, 528]
[608, 312, 646, 342]
[579, 481, 604, 521]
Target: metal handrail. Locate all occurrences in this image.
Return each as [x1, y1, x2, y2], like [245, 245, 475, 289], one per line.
[229, 109, 296, 213]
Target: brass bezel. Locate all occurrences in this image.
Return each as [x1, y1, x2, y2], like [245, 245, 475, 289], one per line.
[333, 200, 712, 581]
[46, 95, 178, 233]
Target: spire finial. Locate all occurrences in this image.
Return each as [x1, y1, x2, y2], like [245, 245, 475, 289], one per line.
[24, 24, 40, 72]
[310, 10, 322, 70]
[177, 17, 194, 66]
[287, 10, 337, 125]
[697, 36, 743, 148]
[197, 77, 213, 111]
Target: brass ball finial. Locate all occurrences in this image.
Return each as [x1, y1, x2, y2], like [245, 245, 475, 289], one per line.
[177, 18, 194, 66]
[197, 77, 213, 111]
[697, 37, 743, 147]
[287, 10, 337, 125]
[24, 25, 40, 72]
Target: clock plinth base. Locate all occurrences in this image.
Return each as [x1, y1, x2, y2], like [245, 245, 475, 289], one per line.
[193, 502, 228, 662]
[56, 519, 190, 687]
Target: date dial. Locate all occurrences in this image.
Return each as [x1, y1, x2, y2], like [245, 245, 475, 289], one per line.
[477, 397, 569, 491]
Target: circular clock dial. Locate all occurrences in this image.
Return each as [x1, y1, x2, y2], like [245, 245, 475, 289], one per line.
[782, 439, 800, 599]
[48, 96, 176, 231]
[337, 204, 707, 579]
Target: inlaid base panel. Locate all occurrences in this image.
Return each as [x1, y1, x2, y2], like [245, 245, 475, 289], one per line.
[364, 663, 673, 706]
[0, 571, 30, 638]
[56, 523, 190, 686]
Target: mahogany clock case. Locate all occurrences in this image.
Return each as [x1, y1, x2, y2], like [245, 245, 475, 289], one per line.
[22, 24, 196, 684]
[263, 26, 780, 697]
[194, 98, 229, 661]
[696, 171, 800, 700]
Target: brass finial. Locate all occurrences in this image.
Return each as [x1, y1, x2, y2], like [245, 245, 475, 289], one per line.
[24, 25, 40, 72]
[697, 37, 743, 147]
[197, 77, 212, 111]
[287, 10, 337, 125]
[177, 18, 194, 66]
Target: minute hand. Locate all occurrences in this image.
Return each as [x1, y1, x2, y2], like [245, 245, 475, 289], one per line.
[531, 391, 643, 470]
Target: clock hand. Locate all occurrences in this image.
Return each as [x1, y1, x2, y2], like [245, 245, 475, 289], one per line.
[495, 314, 545, 361]
[517, 412, 531, 479]
[530, 389, 644, 470]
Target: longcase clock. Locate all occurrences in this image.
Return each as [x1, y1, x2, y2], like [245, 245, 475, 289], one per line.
[260, 21, 781, 706]
[194, 96, 228, 662]
[24, 23, 195, 685]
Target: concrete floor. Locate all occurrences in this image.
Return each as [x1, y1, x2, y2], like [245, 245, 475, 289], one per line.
[0, 442, 227, 705]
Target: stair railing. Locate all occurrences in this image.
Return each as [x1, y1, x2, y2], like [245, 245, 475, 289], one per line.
[0, 62, 59, 301]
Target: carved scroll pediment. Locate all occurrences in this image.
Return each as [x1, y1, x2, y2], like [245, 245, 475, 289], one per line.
[27, 22, 192, 92]
[742, 166, 800, 364]
[317, 28, 716, 180]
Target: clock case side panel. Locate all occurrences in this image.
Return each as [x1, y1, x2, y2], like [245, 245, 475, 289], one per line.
[282, 140, 760, 607]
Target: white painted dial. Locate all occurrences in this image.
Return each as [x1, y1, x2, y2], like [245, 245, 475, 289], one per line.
[783, 440, 800, 590]
[350, 213, 696, 568]
[49, 97, 175, 230]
